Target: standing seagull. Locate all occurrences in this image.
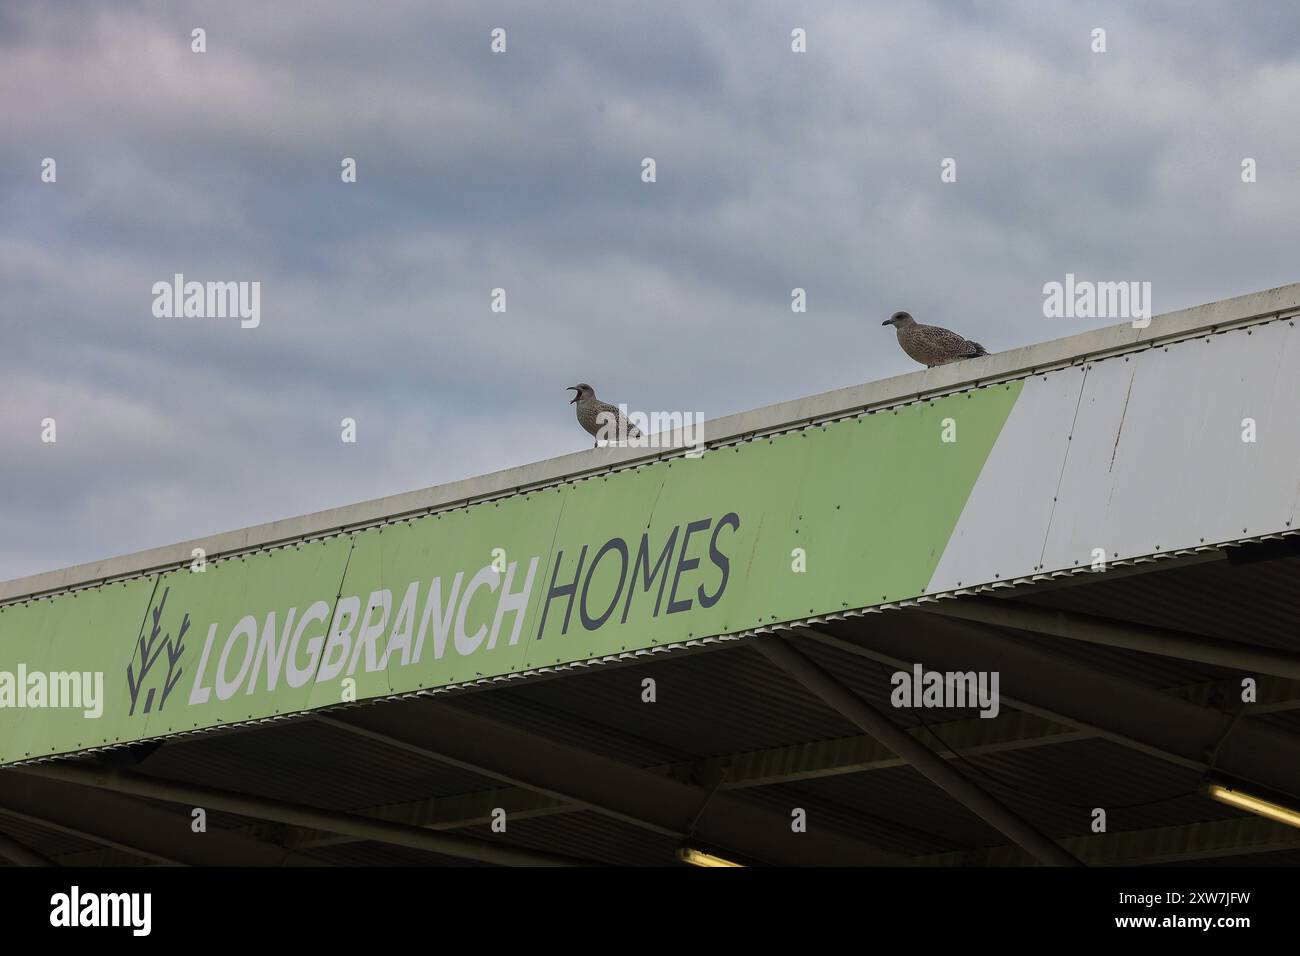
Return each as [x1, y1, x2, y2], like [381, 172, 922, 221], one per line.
[882, 311, 987, 368]
[568, 383, 642, 447]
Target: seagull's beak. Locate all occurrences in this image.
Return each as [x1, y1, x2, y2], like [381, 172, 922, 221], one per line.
[881, 319, 892, 326]
[567, 386, 579, 404]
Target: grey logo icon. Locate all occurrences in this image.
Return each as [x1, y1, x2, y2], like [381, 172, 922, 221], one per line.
[126, 587, 189, 716]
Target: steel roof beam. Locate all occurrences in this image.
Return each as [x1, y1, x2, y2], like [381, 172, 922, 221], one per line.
[752, 635, 1082, 866]
[261, 675, 1300, 850]
[0, 771, 326, 866]
[259, 712, 1078, 850]
[0, 827, 56, 866]
[809, 614, 1300, 799]
[319, 702, 909, 866]
[926, 597, 1300, 680]
[13, 763, 588, 867]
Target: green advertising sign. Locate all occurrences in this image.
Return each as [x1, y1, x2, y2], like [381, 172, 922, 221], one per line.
[0, 383, 1021, 764]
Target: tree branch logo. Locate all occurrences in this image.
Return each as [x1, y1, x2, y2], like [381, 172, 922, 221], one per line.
[126, 587, 189, 716]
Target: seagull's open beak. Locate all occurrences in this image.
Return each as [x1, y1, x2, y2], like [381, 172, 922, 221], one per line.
[567, 386, 579, 404]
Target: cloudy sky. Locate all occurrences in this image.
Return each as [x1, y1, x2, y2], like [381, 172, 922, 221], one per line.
[4, 0, 1300, 581]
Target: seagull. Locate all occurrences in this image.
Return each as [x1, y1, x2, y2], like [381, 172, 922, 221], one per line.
[568, 383, 642, 447]
[882, 311, 987, 368]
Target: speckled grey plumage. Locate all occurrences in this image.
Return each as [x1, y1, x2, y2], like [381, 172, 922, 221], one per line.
[569, 383, 642, 446]
[886, 312, 987, 368]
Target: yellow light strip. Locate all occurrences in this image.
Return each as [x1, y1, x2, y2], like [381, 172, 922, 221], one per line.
[676, 847, 743, 867]
[1204, 783, 1300, 830]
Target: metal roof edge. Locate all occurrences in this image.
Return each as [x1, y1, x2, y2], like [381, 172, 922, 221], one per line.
[5, 280, 1299, 603]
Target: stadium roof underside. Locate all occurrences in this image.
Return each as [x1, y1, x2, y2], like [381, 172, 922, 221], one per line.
[5, 283, 1300, 866]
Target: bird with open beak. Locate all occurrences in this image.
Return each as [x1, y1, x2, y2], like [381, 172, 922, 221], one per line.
[568, 383, 642, 448]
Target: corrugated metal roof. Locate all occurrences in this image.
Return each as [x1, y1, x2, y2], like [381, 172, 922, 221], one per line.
[736, 775, 969, 855]
[458, 637, 1029, 771]
[960, 739, 1231, 835]
[1017, 552, 1300, 656]
[461, 643, 858, 761]
[0, 810, 103, 857]
[473, 810, 684, 867]
[136, 717, 503, 810]
[302, 841, 490, 867]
